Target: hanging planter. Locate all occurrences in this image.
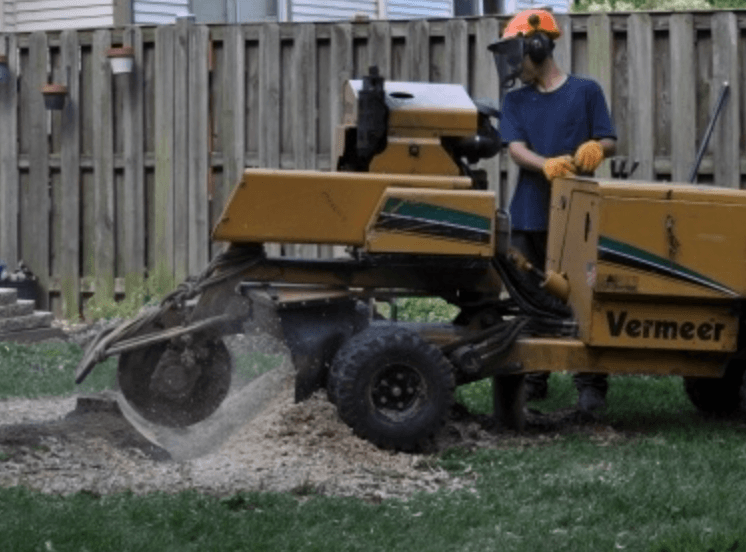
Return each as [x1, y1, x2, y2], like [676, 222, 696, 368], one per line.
[106, 46, 135, 74]
[41, 83, 67, 110]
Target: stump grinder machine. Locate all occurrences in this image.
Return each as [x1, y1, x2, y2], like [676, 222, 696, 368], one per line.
[77, 67, 746, 452]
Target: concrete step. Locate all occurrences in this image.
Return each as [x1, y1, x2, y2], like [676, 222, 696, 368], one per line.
[0, 299, 34, 319]
[0, 311, 54, 334]
[0, 288, 18, 306]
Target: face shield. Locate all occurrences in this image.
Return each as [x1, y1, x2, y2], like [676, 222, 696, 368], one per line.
[488, 38, 525, 90]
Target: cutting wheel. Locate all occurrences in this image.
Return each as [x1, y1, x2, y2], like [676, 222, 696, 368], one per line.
[117, 321, 232, 428]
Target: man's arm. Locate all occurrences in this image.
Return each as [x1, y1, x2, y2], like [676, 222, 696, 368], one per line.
[599, 137, 616, 158]
[507, 141, 547, 173]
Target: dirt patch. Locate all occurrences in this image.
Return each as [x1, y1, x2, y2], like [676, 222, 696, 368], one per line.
[0, 328, 622, 500]
[0, 385, 620, 500]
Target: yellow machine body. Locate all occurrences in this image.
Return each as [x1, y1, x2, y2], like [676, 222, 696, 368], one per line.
[212, 169, 495, 257]
[500, 176, 746, 379]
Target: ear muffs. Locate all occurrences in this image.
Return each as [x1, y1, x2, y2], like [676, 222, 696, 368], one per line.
[525, 32, 554, 64]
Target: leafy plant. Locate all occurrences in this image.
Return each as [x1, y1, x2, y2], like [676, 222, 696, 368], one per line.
[83, 272, 176, 322]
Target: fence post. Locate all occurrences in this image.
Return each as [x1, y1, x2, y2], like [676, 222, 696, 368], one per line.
[670, 13, 696, 184]
[0, 33, 18, 269]
[59, 30, 80, 319]
[123, 26, 146, 298]
[154, 24, 176, 285]
[25, 32, 50, 309]
[92, 29, 115, 305]
[627, 13, 654, 180]
[712, 12, 739, 189]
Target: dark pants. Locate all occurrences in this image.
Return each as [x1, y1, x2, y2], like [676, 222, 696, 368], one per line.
[511, 230, 608, 398]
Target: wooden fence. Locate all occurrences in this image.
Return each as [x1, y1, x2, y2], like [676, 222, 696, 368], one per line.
[0, 11, 745, 318]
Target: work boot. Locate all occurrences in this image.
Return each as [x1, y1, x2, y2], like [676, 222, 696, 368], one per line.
[577, 386, 607, 413]
[524, 372, 549, 401]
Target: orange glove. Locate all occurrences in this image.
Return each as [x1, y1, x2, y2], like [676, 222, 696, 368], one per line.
[542, 155, 576, 181]
[574, 140, 605, 173]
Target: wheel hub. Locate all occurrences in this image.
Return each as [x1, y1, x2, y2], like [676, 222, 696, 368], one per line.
[372, 364, 422, 411]
[149, 339, 210, 402]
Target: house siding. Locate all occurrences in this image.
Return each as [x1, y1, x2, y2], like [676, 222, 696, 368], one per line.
[290, 0, 377, 22]
[133, 0, 190, 25]
[290, 0, 451, 22]
[503, 0, 570, 14]
[387, 0, 451, 19]
[9, 0, 113, 32]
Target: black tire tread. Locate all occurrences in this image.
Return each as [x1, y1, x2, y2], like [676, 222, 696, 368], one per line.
[329, 325, 454, 451]
[684, 362, 745, 417]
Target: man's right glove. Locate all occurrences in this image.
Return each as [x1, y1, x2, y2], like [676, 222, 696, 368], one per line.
[543, 155, 576, 181]
[573, 140, 605, 173]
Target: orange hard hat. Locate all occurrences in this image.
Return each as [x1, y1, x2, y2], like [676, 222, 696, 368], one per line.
[502, 9, 561, 40]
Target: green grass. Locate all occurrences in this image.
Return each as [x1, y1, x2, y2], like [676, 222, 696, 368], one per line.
[2, 342, 746, 551]
[0, 341, 117, 399]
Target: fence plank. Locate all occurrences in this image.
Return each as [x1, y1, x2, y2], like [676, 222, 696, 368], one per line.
[59, 30, 80, 319]
[219, 24, 245, 249]
[473, 17, 501, 200]
[627, 13, 654, 180]
[445, 18, 468, 87]
[291, 23, 319, 259]
[154, 25, 175, 283]
[326, 22, 353, 259]
[670, 14, 696, 183]
[25, 32, 50, 309]
[712, 12, 739, 189]
[173, 18, 190, 280]
[554, 14, 572, 75]
[368, 21, 391, 78]
[123, 26, 145, 293]
[0, 34, 18, 269]
[587, 14, 612, 178]
[92, 30, 115, 302]
[260, 23, 281, 256]
[406, 19, 429, 82]
[329, 22, 352, 170]
[260, 23, 281, 170]
[188, 24, 210, 274]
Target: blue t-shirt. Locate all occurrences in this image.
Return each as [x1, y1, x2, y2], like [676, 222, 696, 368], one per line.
[500, 75, 617, 231]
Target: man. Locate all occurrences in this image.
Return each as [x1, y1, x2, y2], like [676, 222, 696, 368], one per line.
[490, 9, 617, 413]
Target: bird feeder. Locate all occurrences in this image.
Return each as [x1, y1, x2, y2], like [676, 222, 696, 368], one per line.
[106, 46, 135, 74]
[41, 83, 67, 110]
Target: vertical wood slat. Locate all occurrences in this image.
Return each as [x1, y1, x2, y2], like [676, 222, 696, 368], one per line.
[0, 34, 18, 268]
[26, 32, 50, 309]
[406, 19, 429, 82]
[219, 24, 245, 250]
[473, 17, 501, 201]
[712, 12, 739, 189]
[368, 20, 391, 78]
[445, 18, 468, 87]
[292, 23, 318, 259]
[154, 25, 175, 283]
[188, 24, 209, 274]
[92, 30, 115, 302]
[554, 14, 572, 75]
[59, 30, 80, 319]
[326, 23, 353, 259]
[587, 14, 613, 178]
[123, 26, 145, 293]
[670, 14, 696, 183]
[329, 23, 352, 172]
[260, 23, 281, 256]
[627, 13, 655, 180]
[172, 17, 190, 281]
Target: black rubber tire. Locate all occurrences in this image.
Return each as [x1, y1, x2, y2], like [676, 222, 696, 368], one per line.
[118, 325, 232, 428]
[684, 361, 745, 417]
[329, 325, 454, 451]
